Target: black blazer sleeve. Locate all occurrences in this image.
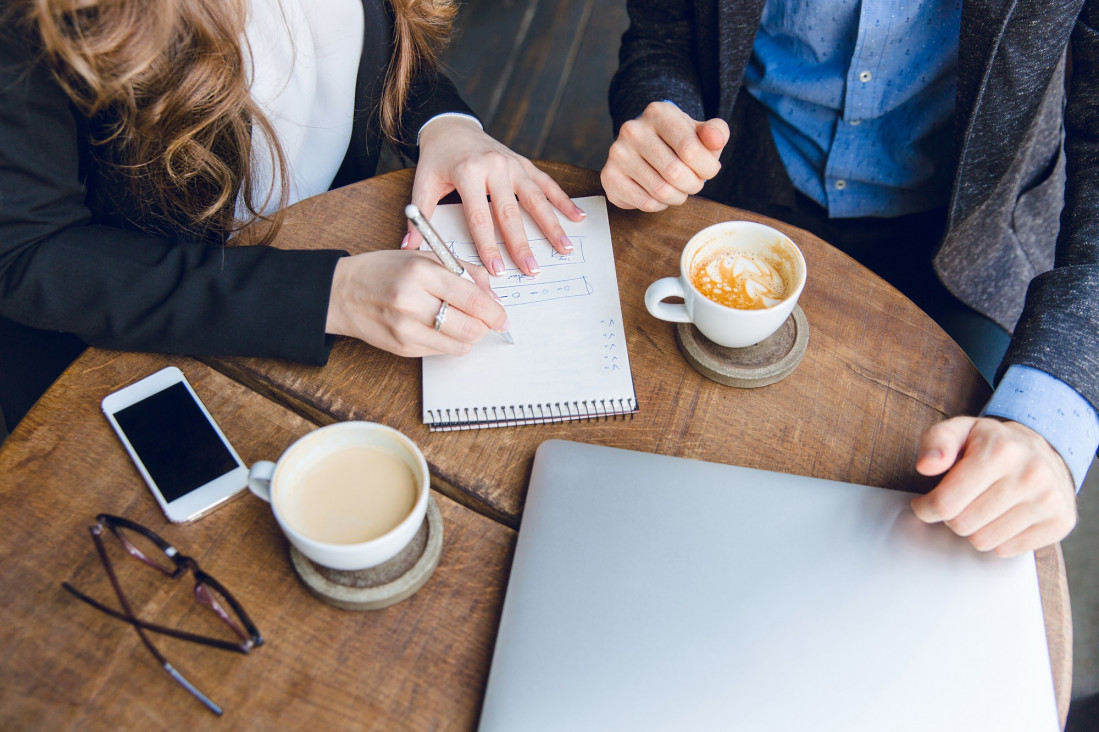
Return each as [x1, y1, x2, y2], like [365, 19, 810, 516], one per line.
[398, 70, 478, 155]
[0, 24, 344, 364]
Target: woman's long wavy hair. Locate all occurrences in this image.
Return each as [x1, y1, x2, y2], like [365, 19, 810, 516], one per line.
[21, 0, 455, 242]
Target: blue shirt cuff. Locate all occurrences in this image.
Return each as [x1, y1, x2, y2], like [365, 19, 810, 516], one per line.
[646, 100, 682, 116]
[981, 365, 1099, 492]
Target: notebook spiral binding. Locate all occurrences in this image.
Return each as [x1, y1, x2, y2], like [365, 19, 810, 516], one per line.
[425, 398, 638, 432]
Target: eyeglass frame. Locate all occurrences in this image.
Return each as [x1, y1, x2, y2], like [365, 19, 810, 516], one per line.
[61, 514, 264, 715]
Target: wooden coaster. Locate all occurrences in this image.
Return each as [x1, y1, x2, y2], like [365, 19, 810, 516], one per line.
[290, 496, 444, 611]
[676, 305, 809, 388]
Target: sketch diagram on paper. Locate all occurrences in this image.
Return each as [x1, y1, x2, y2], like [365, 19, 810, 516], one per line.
[443, 236, 586, 270]
[493, 277, 593, 307]
[601, 319, 622, 372]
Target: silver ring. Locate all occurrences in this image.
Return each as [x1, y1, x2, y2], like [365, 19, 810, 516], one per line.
[433, 301, 449, 332]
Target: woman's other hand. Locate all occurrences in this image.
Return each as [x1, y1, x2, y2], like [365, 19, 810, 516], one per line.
[325, 250, 509, 357]
[405, 116, 585, 277]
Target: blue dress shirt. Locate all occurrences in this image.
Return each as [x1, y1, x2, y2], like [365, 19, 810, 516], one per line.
[742, 0, 1097, 488]
[744, 0, 960, 218]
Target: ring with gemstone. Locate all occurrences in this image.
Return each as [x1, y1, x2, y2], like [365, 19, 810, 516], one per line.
[433, 301, 449, 332]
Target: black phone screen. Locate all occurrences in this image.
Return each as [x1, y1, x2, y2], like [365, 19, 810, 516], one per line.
[113, 382, 240, 502]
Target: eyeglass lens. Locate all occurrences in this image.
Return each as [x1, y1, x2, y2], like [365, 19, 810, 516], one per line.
[109, 523, 178, 575]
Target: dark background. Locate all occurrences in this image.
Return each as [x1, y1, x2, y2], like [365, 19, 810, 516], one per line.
[382, 0, 629, 173]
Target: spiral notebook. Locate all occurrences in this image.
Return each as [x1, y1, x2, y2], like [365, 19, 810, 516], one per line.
[421, 196, 638, 431]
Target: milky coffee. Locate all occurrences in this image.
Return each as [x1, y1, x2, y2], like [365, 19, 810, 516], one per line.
[689, 245, 791, 310]
[276, 445, 418, 545]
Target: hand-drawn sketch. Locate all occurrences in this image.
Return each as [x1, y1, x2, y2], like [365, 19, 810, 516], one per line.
[601, 319, 622, 372]
[445, 236, 586, 270]
[493, 277, 593, 306]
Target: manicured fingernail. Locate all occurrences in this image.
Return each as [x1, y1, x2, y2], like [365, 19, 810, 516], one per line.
[491, 290, 504, 302]
[559, 235, 574, 252]
[575, 205, 587, 217]
[400, 233, 409, 248]
[490, 258, 505, 276]
[502, 317, 512, 331]
[524, 256, 541, 274]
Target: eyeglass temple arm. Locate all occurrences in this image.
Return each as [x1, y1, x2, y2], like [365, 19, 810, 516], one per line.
[89, 526, 224, 716]
[164, 663, 223, 716]
[61, 582, 252, 654]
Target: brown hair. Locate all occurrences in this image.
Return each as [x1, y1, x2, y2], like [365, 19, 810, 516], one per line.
[23, 0, 455, 241]
[383, 0, 456, 141]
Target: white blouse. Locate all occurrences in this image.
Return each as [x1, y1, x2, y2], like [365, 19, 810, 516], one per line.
[244, 0, 364, 215]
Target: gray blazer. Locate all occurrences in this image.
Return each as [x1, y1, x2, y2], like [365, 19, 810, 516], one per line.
[610, 0, 1099, 415]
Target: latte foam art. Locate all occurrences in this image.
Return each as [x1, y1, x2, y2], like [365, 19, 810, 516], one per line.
[690, 250, 788, 310]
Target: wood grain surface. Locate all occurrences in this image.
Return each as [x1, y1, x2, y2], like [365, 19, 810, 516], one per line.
[218, 162, 990, 527]
[0, 350, 514, 730]
[0, 163, 1070, 729]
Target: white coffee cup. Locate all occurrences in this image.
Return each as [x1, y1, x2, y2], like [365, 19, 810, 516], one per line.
[248, 422, 430, 571]
[645, 220, 806, 348]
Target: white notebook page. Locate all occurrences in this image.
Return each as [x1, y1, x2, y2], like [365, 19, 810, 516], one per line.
[421, 196, 637, 430]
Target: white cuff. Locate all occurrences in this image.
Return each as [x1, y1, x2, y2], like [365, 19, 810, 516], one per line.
[417, 113, 483, 147]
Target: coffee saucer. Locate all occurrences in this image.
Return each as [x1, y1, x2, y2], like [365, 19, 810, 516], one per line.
[676, 305, 809, 388]
[290, 495, 443, 611]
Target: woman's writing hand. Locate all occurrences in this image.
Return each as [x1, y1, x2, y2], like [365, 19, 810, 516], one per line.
[405, 116, 585, 277]
[325, 250, 508, 357]
[601, 101, 729, 212]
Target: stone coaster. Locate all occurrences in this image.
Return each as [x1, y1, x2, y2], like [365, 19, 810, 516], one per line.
[290, 496, 444, 611]
[676, 305, 809, 388]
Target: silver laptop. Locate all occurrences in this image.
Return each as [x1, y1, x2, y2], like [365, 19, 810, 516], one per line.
[478, 440, 1058, 732]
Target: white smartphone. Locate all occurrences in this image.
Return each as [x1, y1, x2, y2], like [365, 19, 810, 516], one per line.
[102, 366, 248, 523]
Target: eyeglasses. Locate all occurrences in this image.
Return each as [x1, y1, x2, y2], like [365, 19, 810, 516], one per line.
[61, 514, 263, 715]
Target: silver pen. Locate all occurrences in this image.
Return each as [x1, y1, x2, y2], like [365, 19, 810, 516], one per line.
[404, 204, 515, 344]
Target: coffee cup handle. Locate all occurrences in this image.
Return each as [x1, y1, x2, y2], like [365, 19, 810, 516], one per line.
[645, 277, 692, 323]
[247, 461, 277, 503]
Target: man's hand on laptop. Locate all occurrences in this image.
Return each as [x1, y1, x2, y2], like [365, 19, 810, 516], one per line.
[909, 416, 1077, 557]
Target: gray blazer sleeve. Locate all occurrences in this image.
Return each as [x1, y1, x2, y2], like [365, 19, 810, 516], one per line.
[1005, 5, 1099, 413]
[609, 0, 707, 131]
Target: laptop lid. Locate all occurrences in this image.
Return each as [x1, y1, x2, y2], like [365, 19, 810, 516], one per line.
[478, 440, 1058, 731]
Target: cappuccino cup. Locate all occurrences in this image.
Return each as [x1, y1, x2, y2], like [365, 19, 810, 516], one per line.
[645, 221, 806, 348]
[248, 422, 430, 571]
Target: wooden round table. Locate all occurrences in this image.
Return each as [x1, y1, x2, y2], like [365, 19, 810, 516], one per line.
[0, 163, 1071, 729]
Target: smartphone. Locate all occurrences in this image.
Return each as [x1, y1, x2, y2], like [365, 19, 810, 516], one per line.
[102, 366, 248, 523]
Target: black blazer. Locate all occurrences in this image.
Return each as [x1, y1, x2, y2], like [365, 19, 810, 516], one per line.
[609, 0, 1099, 415]
[0, 0, 474, 366]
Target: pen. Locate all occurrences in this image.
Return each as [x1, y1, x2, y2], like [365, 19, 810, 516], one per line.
[404, 204, 515, 345]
